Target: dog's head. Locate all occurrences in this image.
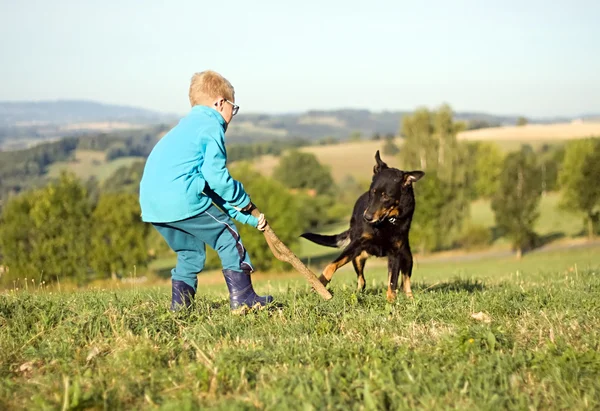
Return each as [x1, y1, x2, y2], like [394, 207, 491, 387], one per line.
[363, 150, 425, 225]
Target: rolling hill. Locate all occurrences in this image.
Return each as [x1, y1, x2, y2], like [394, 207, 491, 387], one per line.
[0, 100, 178, 150]
[224, 109, 576, 143]
[2, 99, 599, 151]
[0, 100, 178, 126]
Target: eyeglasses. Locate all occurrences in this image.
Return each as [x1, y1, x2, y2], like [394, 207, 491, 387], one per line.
[214, 99, 239, 116]
[225, 99, 239, 116]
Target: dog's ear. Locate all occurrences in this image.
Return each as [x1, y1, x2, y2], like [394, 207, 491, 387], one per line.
[402, 170, 425, 186]
[373, 150, 389, 174]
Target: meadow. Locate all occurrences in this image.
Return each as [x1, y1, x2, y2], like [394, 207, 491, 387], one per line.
[47, 150, 144, 183]
[458, 121, 600, 142]
[2, 243, 599, 410]
[250, 139, 404, 185]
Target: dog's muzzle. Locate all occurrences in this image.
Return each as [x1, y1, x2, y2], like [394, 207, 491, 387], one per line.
[363, 209, 389, 225]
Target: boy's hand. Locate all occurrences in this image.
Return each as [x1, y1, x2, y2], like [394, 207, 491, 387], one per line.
[257, 213, 267, 231]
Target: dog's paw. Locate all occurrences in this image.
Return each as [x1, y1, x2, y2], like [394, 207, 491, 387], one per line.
[318, 274, 330, 287]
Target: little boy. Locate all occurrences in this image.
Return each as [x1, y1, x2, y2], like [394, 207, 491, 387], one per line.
[139, 70, 273, 311]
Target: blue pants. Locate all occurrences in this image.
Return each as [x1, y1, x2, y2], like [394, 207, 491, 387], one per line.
[152, 204, 253, 291]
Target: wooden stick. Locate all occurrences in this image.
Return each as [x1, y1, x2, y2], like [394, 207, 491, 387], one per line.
[251, 207, 333, 301]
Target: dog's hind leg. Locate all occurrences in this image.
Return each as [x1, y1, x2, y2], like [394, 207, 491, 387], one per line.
[319, 242, 360, 287]
[386, 257, 401, 303]
[352, 250, 370, 292]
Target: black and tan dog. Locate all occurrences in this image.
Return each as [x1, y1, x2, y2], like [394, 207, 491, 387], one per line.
[300, 151, 424, 302]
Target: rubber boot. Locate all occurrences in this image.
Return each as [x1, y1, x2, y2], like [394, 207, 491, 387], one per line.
[170, 279, 196, 311]
[222, 269, 273, 311]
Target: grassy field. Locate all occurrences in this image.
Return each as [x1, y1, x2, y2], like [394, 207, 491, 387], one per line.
[248, 138, 558, 185]
[249, 139, 402, 184]
[470, 192, 585, 242]
[47, 150, 144, 182]
[458, 121, 600, 142]
[2, 245, 599, 409]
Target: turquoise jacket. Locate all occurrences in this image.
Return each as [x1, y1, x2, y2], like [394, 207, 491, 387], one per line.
[139, 105, 258, 227]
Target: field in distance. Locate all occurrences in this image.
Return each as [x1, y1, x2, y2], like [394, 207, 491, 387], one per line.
[47, 150, 144, 182]
[248, 121, 600, 184]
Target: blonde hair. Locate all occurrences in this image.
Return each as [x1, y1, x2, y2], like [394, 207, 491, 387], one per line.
[188, 70, 235, 107]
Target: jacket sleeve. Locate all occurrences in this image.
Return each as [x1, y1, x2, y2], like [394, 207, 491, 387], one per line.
[203, 186, 258, 227]
[200, 126, 252, 210]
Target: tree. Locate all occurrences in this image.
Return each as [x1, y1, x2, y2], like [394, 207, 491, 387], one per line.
[102, 160, 146, 194]
[89, 192, 150, 279]
[467, 119, 499, 130]
[559, 138, 600, 239]
[371, 132, 381, 141]
[273, 150, 336, 196]
[491, 148, 542, 258]
[318, 136, 339, 146]
[0, 171, 92, 285]
[400, 107, 435, 170]
[382, 139, 400, 156]
[105, 141, 128, 161]
[349, 131, 362, 142]
[468, 141, 505, 199]
[517, 117, 528, 126]
[409, 171, 446, 254]
[295, 192, 347, 231]
[538, 145, 564, 195]
[399, 104, 471, 250]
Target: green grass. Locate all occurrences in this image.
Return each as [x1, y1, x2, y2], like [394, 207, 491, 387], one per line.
[296, 221, 349, 259]
[47, 150, 144, 182]
[2, 245, 600, 410]
[470, 192, 584, 241]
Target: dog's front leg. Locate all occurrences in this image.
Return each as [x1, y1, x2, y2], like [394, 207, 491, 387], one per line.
[386, 257, 401, 303]
[399, 251, 414, 300]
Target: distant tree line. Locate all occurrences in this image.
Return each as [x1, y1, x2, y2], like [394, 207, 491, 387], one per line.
[0, 137, 79, 204]
[0, 129, 314, 212]
[227, 138, 311, 162]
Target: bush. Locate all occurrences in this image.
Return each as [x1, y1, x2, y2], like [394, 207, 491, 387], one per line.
[89, 192, 150, 279]
[456, 224, 492, 250]
[273, 150, 336, 196]
[382, 139, 400, 156]
[0, 172, 92, 286]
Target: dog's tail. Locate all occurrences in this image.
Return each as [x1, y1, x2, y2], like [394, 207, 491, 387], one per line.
[300, 229, 351, 248]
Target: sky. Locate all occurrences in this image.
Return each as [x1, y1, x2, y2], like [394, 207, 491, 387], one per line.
[1, 0, 599, 117]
